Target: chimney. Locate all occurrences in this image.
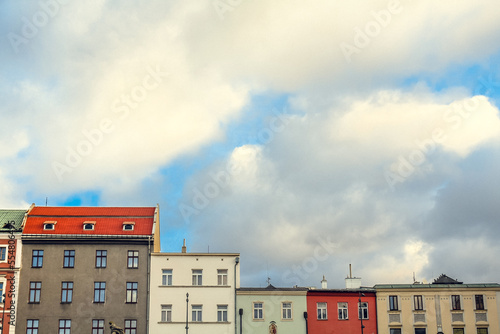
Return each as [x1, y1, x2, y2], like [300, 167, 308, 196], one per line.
[182, 239, 187, 253]
[321, 275, 327, 289]
[345, 264, 362, 289]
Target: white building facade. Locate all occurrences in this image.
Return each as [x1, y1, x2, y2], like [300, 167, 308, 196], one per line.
[149, 247, 240, 334]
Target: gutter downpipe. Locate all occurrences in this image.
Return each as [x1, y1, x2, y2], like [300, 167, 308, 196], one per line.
[234, 256, 240, 334]
[146, 235, 151, 334]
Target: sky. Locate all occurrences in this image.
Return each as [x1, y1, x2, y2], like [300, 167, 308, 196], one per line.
[1, 0, 500, 289]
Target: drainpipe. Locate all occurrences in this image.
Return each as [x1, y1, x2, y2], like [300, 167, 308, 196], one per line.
[239, 308, 243, 334]
[304, 312, 308, 334]
[146, 235, 151, 334]
[234, 257, 240, 334]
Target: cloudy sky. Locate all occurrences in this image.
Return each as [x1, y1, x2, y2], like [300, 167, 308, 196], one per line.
[2, 0, 500, 288]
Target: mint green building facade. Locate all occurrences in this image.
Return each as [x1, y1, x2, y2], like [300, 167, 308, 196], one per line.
[236, 285, 308, 334]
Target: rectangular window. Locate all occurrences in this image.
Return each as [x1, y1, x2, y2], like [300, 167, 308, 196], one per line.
[63, 250, 75, 268]
[29, 282, 41, 303]
[477, 329, 488, 334]
[126, 282, 138, 303]
[453, 329, 465, 334]
[124, 319, 137, 334]
[32, 250, 43, 268]
[58, 319, 71, 334]
[218, 305, 228, 322]
[338, 302, 348, 320]
[253, 302, 263, 320]
[94, 282, 106, 303]
[475, 295, 485, 310]
[96, 250, 107, 268]
[389, 296, 399, 311]
[217, 269, 228, 286]
[162, 269, 172, 286]
[161, 305, 172, 322]
[414, 295, 424, 310]
[192, 305, 202, 322]
[92, 319, 104, 334]
[0, 247, 6, 261]
[451, 295, 461, 310]
[127, 251, 139, 269]
[26, 319, 39, 334]
[415, 329, 426, 334]
[390, 329, 402, 334]
[61, 282, 73, 303]
[192, 270, 202, 286]
[359, 302, 368, 319]
[282, 302, 292, 320]
[0, 282, 3, 301]
[317, 302, 327, 320]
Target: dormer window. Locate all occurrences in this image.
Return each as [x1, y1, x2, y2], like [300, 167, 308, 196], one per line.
[83, 221, 96, 231]
[43, 221, 57, 230]
[123, 222, 135, 231]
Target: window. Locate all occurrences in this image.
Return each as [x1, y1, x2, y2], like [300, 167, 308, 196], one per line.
[43, 222, 55, 230]
[26, 319, 39, 334]
[414, 295, 424, 310]
[218, 305, 228, 322]
[83, 222, 95, 230]
[253, 302, 263, 320]
[123, 222, 135, 231]
[338, 302, 348, 319]
[161, 305, 172, 322]
[282, 302, 292, 320]
[32, 250, 43, 268]
[451, 295, 461, 310]
[359, 302, 368, 319]
[415, 329, 426, 334]
[192, 305, 202, 322]
[317, 302, 327, 320]
[58, 319, 71, 334]
[0, 282, 3, 302]
[96, 250, 107, 268]
[127, 251, 139, 268]
[162, 269, 172, 286]
[475, 295, 485, 310]
[0, 247, 6, 261]
[29, 282, 41, 303]
[94, 282, 106, 303]
[389, 296, 399, 311]
[217, 269, 228, 285]
[124, 319, 137, 334]
[477, 329, 488, 334]
[61, 282, 73, 303]
[92, 319, 104, 334]
[192, 270, 202, 286]
[63, 250, 75, 268]
[126, 282, 138, 303]
[453, 329, 465, 334]
[390, 329, 402, 334]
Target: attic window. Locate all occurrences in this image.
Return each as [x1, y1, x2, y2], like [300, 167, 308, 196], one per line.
[83, 221, 96, 230]
[123, 222, 135, 231]
[43, 221, 57, 230]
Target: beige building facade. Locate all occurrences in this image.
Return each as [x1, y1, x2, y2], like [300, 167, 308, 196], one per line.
[375, 275, 500, 334]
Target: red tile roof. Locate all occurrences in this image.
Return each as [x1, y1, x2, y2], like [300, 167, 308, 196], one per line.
[23, 206, 156, 236]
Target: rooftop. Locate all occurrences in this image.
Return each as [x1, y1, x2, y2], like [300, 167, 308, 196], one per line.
[0, 209, 26, 231]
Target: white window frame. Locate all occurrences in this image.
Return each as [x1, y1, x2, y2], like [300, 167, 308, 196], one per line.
[451, 295, 462, 311]
[217, 269, 228, 286]
[192, 270, 202, 286]
[253, 302, 264, 320]
[217, 305, 228, 322]
[192, 305, 202, 322]
[414, 295, 424, 311]
[358, 301, 369, 319]
[389, 295, 400, 311]
[338, 302, 348, 320]
[0, 246, 7, 263]
[162, 269, 173, 286]
[282, 302, 292, 320]
[317, 302, 327, 320]
[474, 294, 486, 310]
[161, 305, 172, 322]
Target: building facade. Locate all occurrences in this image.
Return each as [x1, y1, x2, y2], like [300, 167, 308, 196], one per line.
[236, 284, 308, 334]
[0, 209, 27, 334]
[374, 274, 500, 334]
[16, 206, 159, 334]
[149, 242, 240, 334]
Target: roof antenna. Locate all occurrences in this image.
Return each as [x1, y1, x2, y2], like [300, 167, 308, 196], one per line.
[45, 197, 48, 206]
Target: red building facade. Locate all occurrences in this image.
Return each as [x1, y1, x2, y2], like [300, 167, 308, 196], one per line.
[307, 289, 377, 334]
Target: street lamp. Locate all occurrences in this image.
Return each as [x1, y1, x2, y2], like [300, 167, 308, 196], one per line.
[359, 292, 365, 334]
[185, 293, 189, 334]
